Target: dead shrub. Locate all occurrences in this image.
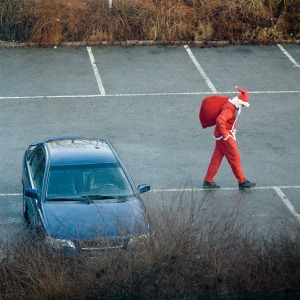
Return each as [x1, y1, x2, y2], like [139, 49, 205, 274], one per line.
[30, 0, 108, 44]
[0, 0, 36, 42]
[0, 0, 298, 45]
[149, 0, 195, 41]
[0, 233, 93, 299]
[274, 0, 300, 39]
[0, 193, 299, 299]
[108, 0, 156, 41]
[201, 0, 272, 42]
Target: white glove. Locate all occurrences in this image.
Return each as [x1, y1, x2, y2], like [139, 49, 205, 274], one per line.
[223, 130, 236, 141]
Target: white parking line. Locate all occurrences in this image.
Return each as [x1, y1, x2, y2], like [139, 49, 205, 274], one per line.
[184, 45, 218, 93]
[151, 185, 300, 192]
[152, 186, 300, 224]
[1, 185, 299, 197]
[0, 220, 23, 225]
[87, 47, 106, 95]
[274, 187, 300, 224]
[0, 90, 299, 100]
[277, 44, 300, 68]
[2, 186, 299, 224]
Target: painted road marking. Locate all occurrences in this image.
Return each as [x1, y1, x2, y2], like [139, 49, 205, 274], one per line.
[150, 186, 300, 192]
[152, 185, 300, 224]
[184, 45, 218, 93]
[0, 90, 299, 100]
[0, 220, 23, 225]
[277, 44, 300, 68]
[87, 47, 106, 95]
[1, 185, 299, 196]
[274, 187, 300, 224]
[2, 186, 299, 224]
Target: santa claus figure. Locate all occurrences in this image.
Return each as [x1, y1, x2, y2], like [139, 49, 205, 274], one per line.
[202, 86, 256, 190]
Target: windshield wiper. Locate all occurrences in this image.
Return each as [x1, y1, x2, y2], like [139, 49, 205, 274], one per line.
[81, 195, 129, 202]
[47, 197, 91, 203]
[81, 195, 116, 200]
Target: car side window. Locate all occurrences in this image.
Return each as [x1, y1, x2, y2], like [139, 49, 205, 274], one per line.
[30, 147, 44, 176]
[34, 157, 46, 192]
[30, 147, 46, 192]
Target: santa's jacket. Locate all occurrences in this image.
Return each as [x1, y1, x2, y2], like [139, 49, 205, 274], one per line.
[214, 102, 237, 140]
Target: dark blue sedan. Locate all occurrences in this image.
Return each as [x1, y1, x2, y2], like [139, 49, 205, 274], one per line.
[22, 137, 151, 253]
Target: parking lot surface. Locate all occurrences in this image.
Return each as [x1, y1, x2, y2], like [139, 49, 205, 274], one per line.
[0, 44, 299, 241]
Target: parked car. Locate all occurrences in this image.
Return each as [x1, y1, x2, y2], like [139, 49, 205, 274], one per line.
[22, 137, 151, 253]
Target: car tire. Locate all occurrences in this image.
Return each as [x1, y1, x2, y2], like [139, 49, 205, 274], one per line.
[22, 188, 30, 224]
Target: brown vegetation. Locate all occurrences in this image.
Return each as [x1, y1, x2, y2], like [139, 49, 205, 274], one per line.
[0, 0, 299, 46]
[0, 194, 299, 299]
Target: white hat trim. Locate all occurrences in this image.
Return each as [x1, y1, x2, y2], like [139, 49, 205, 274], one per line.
[229, 96, 250, 108]
[239, 99, 250, 107]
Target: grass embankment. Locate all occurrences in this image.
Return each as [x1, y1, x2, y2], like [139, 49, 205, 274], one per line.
[0, 195, 299, 299]
[0, 0, 299, 46]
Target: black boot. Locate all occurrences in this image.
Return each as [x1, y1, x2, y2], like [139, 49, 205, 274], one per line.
[239, 179, 256, 190]
[203, 180, 220, 189]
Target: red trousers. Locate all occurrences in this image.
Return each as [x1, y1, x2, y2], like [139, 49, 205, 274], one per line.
[204, 138, 245, 184]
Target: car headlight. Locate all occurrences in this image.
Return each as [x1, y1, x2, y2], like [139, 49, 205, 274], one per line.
[45, 236, 76, 250]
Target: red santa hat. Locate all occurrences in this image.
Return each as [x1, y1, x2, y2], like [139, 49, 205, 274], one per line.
[235, 86, 250, 107]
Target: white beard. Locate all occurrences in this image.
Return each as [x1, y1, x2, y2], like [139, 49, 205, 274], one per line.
[229, 96, 243, 110]
[228, 97, 242, 117]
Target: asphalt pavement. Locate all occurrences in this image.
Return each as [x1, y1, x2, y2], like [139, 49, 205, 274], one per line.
[0, 44, 299, 242]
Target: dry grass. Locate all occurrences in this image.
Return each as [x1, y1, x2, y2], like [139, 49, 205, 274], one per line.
[0, 0, 298, 46]
[0, 192, 299, 299]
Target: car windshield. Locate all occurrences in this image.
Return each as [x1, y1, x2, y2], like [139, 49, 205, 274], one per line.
[46, 163, 134, 200]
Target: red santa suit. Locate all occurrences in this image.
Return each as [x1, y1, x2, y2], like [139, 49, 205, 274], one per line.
[204, 87, 250, 184]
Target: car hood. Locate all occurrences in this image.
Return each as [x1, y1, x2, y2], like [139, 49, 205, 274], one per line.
[42, 198, 148, 240]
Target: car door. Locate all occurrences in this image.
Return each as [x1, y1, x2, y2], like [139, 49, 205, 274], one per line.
[27, 146, 46, 228]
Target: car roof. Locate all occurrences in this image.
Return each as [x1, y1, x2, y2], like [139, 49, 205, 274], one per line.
[36, 137, 118, 166]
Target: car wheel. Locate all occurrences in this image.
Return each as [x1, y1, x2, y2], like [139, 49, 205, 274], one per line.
[22, 188, 30, 223]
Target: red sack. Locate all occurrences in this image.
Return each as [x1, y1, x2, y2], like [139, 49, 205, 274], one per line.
[199, 95, 229, 128]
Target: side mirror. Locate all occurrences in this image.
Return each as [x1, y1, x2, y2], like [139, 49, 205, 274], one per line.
[25, 188, 38, 199]
[138, 184, 151, 194]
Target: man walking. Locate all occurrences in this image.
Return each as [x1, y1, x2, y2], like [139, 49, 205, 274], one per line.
[202, 86, 256, 190]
